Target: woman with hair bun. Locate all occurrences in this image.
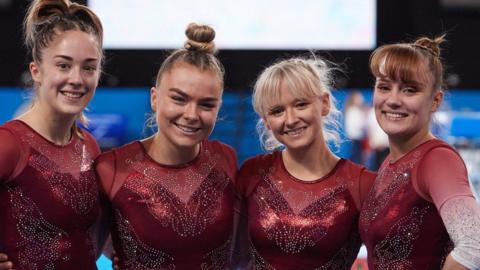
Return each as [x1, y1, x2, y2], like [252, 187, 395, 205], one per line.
[95, 23, 238, 269]
[359, 36, 480, 269]
[0, 0, 106, 269]
[236, 56, 376, 269]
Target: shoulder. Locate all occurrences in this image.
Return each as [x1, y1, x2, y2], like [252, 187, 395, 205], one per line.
[237, 152, 276, 197]
[114, 140, 142, 158]
[337, 159, 368, 179]
[95, 141, 140, 168]
[208, 140, 237, 156]
[206, 140, 238, 170]
[1, 120, 27, 135]
[0, 123, 20, 143]
[0, 125, 22, 157]
[207, 140, 236, 156]
[0, 123, 25, 181]
[95, 149, 116, 167]
[418, 139, 464, 170]
[239, 152, 277, 175]
[0, 121, 28, 155]
[78, 128, 101, 156]
[338, 159, 376, 188]
[419, 144, 465, 174]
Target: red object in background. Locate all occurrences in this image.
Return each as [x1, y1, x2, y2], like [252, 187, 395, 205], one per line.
[352, 258, 368, 270]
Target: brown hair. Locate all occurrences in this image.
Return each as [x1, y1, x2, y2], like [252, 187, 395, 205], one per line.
[23, 0, 103, 134]
[24, 0, 103, 63]
[154, 23, 224, 88]
[370, 35, 445, 92]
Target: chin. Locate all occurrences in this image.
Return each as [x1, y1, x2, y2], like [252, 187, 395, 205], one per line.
[172, 137, 203, 149]
[283, 140, 312, 151]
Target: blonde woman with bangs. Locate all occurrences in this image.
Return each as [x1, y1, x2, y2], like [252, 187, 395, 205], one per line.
[358, 36, 480, 269]
[236, 56, 376, 269]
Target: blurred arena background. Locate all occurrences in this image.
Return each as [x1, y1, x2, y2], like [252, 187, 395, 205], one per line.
[1, 0, 480, 269]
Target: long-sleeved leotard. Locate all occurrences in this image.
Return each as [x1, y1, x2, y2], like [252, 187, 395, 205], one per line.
[237, 152, 376, 270]
[0, 120, 102, 270]
[359, 138, 480, 270]
[95, 140, 238, 269]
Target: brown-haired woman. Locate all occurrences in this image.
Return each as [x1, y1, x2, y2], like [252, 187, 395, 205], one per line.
[359, 36, 480, 269]
[95, 23, 238, 269]
[0, 0, 106, 269]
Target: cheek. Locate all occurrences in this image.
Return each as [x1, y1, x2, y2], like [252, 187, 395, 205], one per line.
[86, 74, 100, 88]
[372, 93, 383, 108]
[201, 111, 219, 127]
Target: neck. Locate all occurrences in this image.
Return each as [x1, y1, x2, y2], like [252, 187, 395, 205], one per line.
[18, 106, 76, 145]
[282, 141, 339, 181]
[388, 129, 434, 162]
[145, 133, 200, 165]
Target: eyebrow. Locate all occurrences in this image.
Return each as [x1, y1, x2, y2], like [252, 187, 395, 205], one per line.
[168, 88, 219, 102]
[377, 77, 424, 86]
[54, 55, 99, 62]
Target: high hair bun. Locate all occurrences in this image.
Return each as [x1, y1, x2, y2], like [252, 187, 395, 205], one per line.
[413, 35, 445, 58]
[184, 23, 216, 54]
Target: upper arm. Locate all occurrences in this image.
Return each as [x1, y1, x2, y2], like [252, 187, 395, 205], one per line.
[0, 128, 23, 183]
[415, 147, 473, 210]
[358, 168, 377, 206]
[221, 142, 239, 180]
[94, 151, 117, 200]
[83, 130, 101, 159]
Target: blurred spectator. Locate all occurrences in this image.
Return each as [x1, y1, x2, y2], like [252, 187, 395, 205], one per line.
[344, 91, 368, 165]
[366, 106, 389, 170]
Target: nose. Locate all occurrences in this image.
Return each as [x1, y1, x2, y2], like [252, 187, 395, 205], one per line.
[183, 102, 199, 122]
[385, 89, 402, 108]
[285, 108, 299, 127]
[68, 66, 83, 88]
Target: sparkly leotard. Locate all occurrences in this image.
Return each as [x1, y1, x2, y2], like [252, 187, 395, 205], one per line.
[237, 152, 375, 269]
[0, 120, 101, 270]
[95, 140, 238, 269]
[358, 139, 478, 269]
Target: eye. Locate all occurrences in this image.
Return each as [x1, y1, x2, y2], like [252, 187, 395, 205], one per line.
[56, 63, 70, 71]
[83, 65, 98, 73]
[375, 83, 390, 92]
[200, 102, 216, 111]
[295, 101, 309, 109]
[402, 86, 418, 95]
[171, 95, 186, 103]
[268, 107, 284, 116]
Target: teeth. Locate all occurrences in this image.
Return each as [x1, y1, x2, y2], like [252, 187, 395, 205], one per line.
[385, 112, 406, 119]
[285, 127, 305, 136]
[175, 123, 199, 133]
[61, 91, 84, 98]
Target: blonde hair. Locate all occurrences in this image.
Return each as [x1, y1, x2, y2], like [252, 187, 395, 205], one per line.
[23, 0, 103, 136]
[252, 56, 341, 151]
[370, 35, 446, 92]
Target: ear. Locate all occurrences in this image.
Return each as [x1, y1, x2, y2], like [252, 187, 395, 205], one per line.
[150, 87, 158, 112]
[29, 62, 41, 84]
[320, 93, 331, 116]
[431, 90, 443, 112]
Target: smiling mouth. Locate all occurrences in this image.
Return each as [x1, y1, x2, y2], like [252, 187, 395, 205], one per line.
[383, 111, 408, 120]
[60, 91, 85, 99]
[173, 122, 201, 134]
[284, 127, 307, 136]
